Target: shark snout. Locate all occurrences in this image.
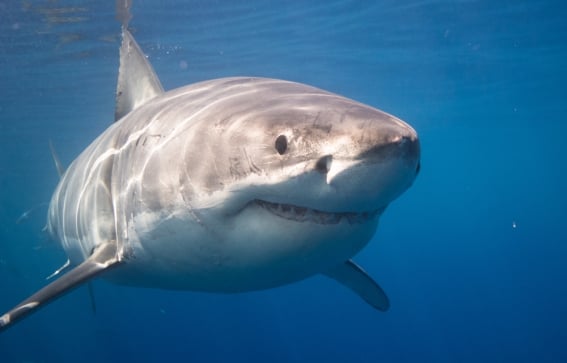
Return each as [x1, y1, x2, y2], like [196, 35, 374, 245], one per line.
[396, 133, 420, 169]
[358, 128, 420, 169]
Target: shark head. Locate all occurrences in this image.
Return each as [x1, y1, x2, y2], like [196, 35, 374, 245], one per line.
[206, 80, 421, 216]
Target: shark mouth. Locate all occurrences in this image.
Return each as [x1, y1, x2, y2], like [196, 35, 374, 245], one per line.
[254, 200, 383, 225]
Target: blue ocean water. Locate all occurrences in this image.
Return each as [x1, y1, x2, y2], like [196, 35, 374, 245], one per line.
[0, 0, 566, 362]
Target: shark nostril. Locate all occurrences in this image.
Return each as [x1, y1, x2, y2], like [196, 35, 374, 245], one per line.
[315, 155, 332, 174]
[416, 161, 421, 175]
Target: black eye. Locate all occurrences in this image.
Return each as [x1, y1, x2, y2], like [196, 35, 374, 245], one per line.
[275, 134, 288, 155]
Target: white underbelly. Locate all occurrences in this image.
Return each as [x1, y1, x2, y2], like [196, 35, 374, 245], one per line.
[103, 207, 379, 293]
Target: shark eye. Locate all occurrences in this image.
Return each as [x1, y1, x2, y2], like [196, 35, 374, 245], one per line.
[275, 135, 288, 155]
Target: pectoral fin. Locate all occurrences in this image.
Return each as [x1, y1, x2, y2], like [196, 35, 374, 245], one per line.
[323, 260, 390, 311]
[0, 242, 120, 332]
[48, 140, 65, 178]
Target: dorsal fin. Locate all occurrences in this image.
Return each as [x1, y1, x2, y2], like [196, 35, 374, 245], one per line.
[114, 28, 164, 121]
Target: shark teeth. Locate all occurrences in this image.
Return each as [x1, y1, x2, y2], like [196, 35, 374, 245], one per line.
[254, 200, 381, 225]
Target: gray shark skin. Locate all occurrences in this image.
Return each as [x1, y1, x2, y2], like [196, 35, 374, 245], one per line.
[0, 29, 420, 332]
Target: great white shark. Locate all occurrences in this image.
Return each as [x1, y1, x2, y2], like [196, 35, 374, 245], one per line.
[0, 28, 420, 332]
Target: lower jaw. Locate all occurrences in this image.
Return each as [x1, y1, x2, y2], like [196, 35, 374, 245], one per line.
[253, 199, 385, 225]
